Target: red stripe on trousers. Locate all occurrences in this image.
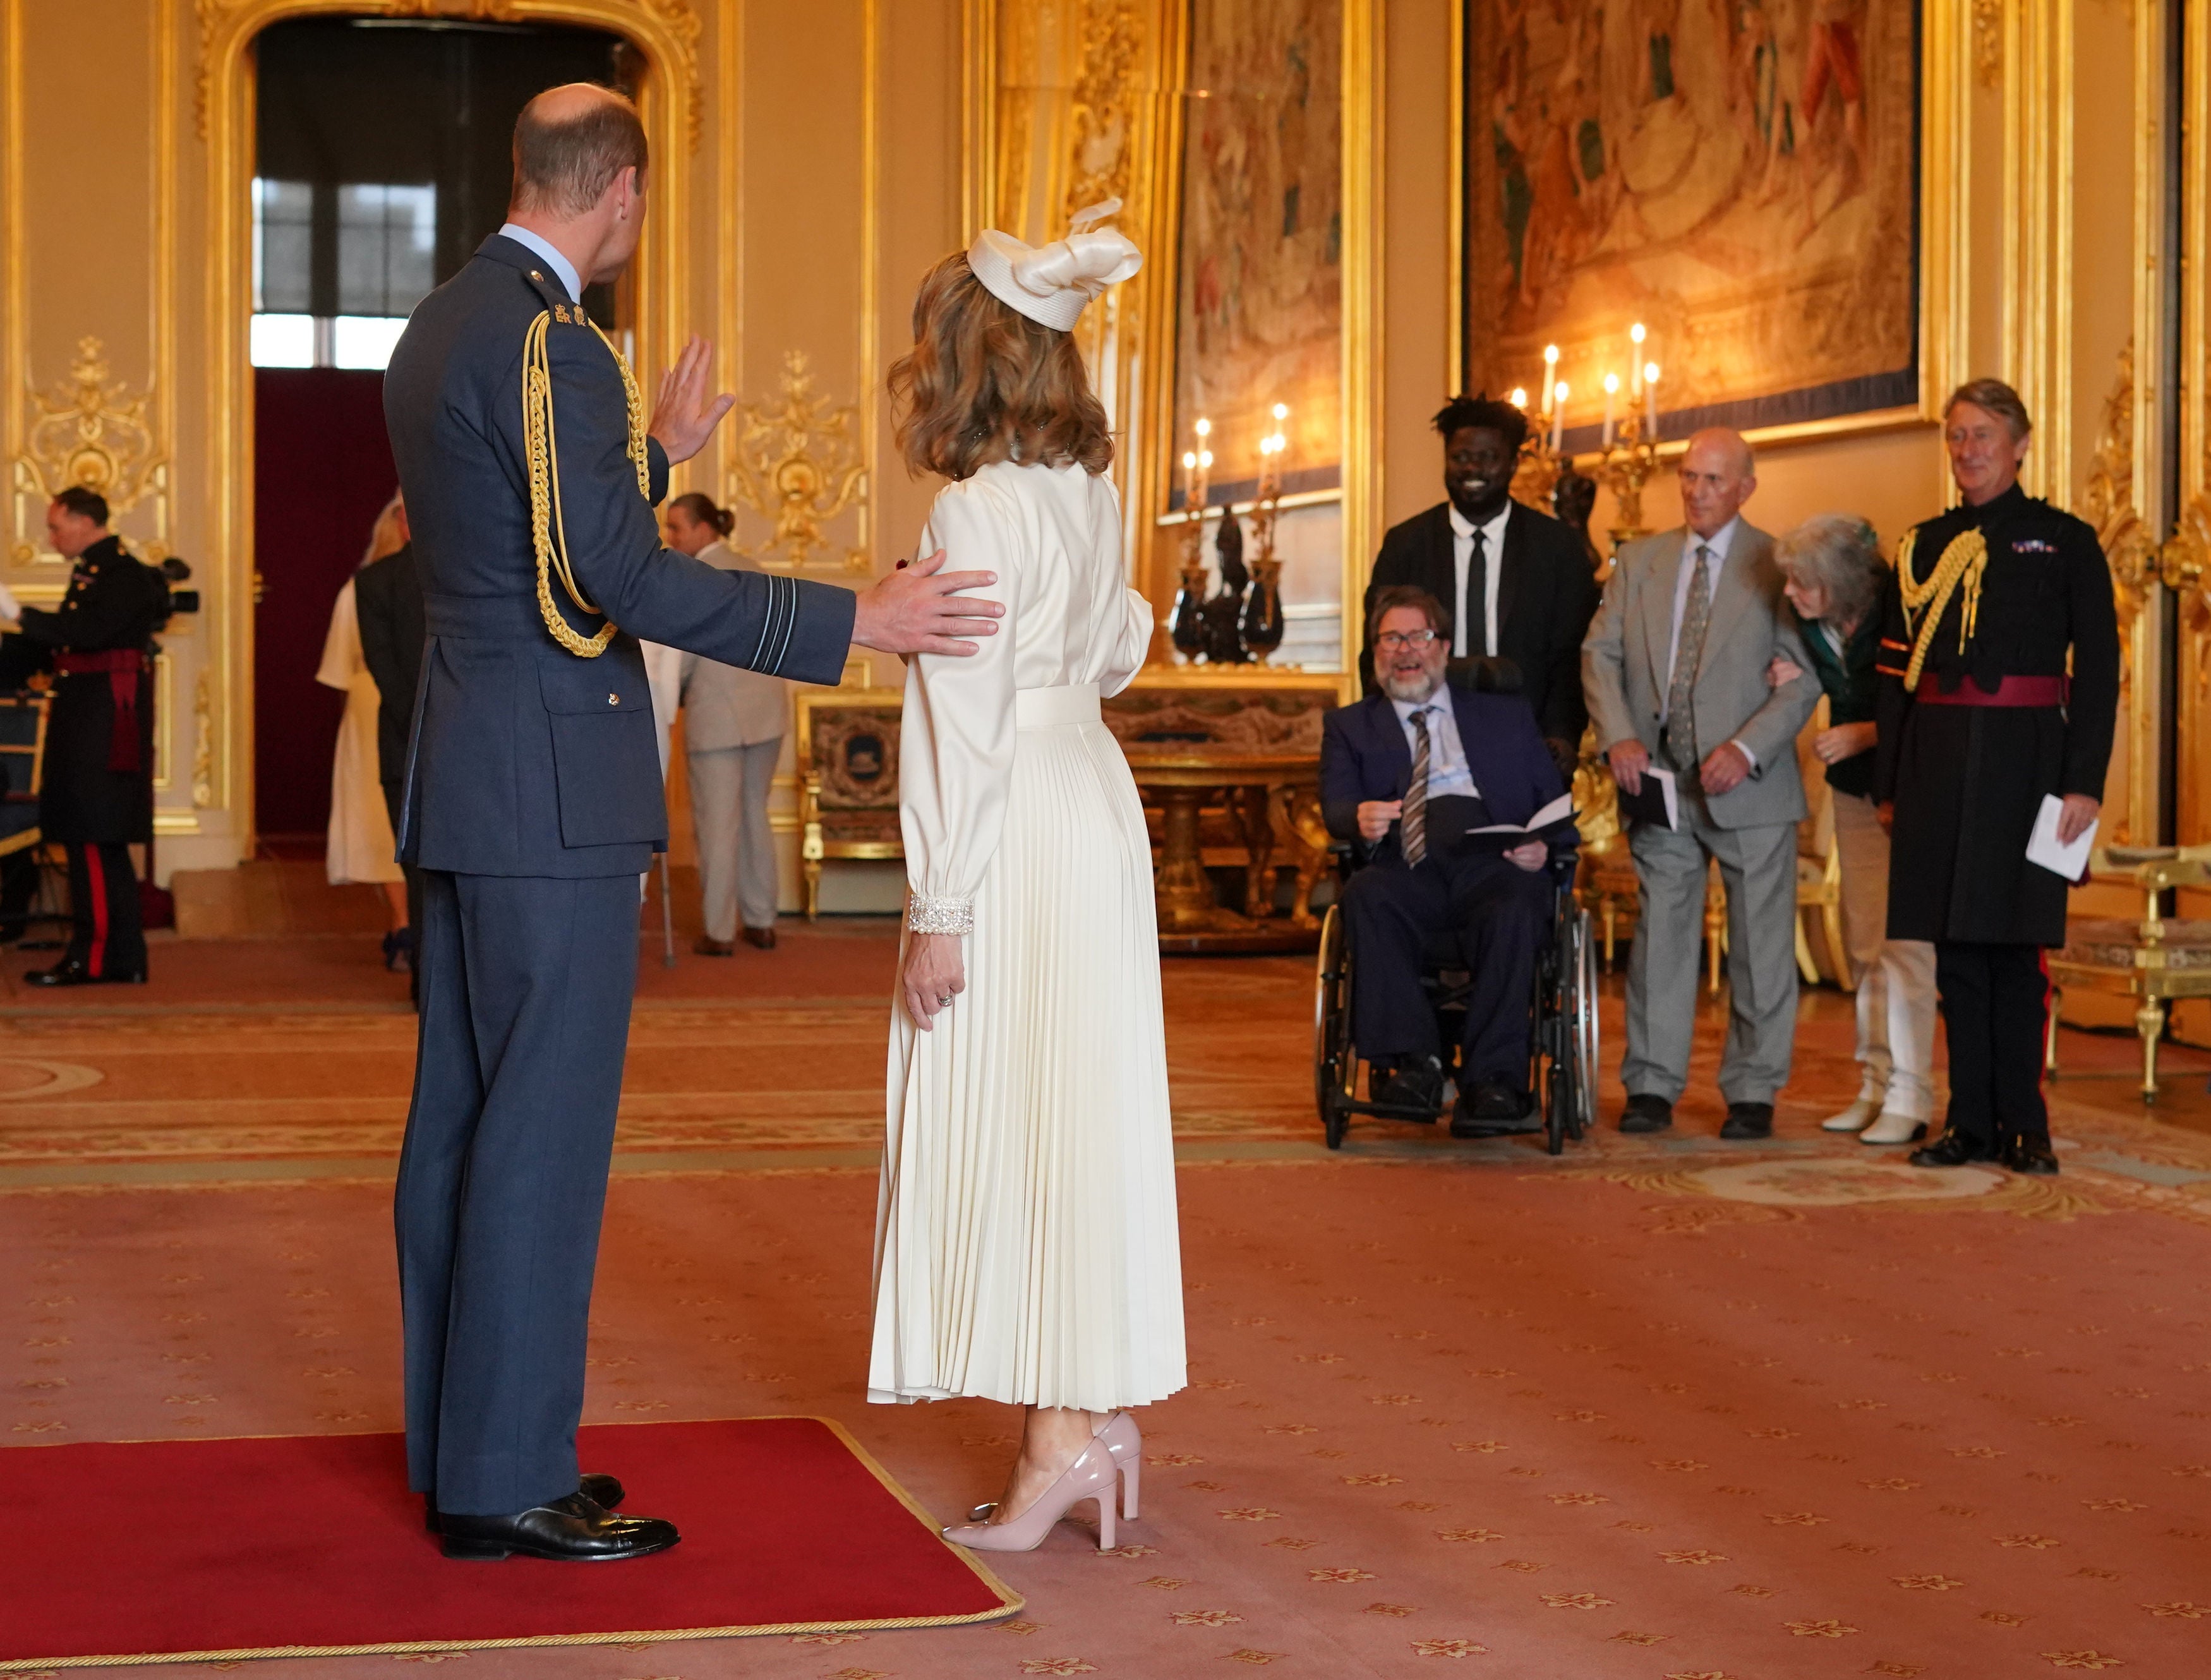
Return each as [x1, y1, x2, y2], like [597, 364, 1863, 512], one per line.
[83, 846, 107, 979]
[2037, 947, 2052, 1083]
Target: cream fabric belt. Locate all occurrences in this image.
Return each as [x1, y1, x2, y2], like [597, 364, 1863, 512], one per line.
[1015, 682, 1102, 728]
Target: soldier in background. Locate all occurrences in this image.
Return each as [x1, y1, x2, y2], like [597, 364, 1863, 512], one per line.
[9, 486, 169, 985]
[1876, 380, 2119, 1177]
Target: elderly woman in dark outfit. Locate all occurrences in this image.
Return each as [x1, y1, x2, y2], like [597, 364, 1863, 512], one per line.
[1874, 380, 2119, 1177]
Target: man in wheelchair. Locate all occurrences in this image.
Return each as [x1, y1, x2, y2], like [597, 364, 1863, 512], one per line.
[1321, 585, 1571, 1136]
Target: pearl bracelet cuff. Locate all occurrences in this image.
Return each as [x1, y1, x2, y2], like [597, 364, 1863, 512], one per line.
[906, 894, 973, 936]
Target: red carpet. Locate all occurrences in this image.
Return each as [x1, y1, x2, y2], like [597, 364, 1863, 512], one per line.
[3, 1417, 1019, 1667]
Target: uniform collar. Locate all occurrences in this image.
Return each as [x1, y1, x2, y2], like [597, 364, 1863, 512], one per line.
[491, 224, 582, 304]
[1958, 482, 2028, 525]
[74, 534, 124, 569]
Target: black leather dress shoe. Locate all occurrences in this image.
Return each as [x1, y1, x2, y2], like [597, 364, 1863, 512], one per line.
[425, 1473, 625, 1533]
[25, 958, 145, 987]
[2004, 1135, 2060, 1175]
[1370, 1055, 1445, 1113]
[436, 1491, 677, 1561]
[1720, 1101, 1774, 1141]
[1909, 1130, 1994, 1168]
[1451, 1082, 1538, 1138]
[742, 926, 777, 951]
[1618, 1093, 1673, 1134]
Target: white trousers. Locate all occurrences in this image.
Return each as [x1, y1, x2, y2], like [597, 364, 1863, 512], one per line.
[1831, 788, 1938, 1120]
[687, 740, 781, 939]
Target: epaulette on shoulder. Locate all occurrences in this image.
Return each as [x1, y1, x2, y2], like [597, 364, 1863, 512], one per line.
[512, 261, 579, 318]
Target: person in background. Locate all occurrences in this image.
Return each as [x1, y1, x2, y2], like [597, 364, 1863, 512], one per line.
[1581, 428, 1819, 1139]
[9, 488, 169, 986]
[1877, 380, 2119, 1178]
[1365, 394, 1600, 770]
[354, 493, 427, 985]
[1764, 515, 1936, 1145]
[318, 495, 411, 971]
[663, 491, 790, 953]
[1322, 586, 1567, 1134]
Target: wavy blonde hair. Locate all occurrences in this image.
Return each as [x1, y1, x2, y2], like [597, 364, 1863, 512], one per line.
[888, 252, 1113, 481]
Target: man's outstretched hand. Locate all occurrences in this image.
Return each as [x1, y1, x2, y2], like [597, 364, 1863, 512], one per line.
[853, 549, 1004, 657]
[647, 335, 737, 466]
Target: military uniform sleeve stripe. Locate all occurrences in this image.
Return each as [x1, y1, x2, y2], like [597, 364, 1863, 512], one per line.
[751, 573, 798, 676]
[766, 573, 800, 675]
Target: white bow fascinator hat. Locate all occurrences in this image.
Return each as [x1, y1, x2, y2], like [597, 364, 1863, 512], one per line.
[967, 199, 1143, 332]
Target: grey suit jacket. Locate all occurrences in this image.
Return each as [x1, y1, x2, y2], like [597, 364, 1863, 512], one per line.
[1580, 520, 1819, 831]
[679, 542, 792, 750]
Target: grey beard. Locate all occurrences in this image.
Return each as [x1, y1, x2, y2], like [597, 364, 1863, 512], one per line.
[1378, 667, 1442, 704]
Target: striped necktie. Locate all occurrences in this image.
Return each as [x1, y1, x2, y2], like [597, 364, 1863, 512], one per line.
[1663, 543, 1714, 782]
[1403, 708, 1431, 867]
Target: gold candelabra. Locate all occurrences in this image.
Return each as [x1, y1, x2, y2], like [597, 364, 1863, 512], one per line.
[1595, 413, 1660, 549]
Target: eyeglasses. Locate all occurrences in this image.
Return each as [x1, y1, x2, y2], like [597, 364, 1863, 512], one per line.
[1375, 629, 1440, 651]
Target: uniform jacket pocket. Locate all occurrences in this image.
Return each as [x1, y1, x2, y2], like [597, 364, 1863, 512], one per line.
[537, 652, 665, 850]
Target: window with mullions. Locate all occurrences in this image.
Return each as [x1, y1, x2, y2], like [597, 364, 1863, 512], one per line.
[337, 184, 437, 318]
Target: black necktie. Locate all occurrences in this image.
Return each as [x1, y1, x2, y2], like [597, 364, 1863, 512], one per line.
[1462, 527, 1488, 657]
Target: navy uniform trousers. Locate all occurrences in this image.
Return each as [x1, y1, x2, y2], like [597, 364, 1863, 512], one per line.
[395, 870, 641, 1516]
[1340, 794, 1553, 1089]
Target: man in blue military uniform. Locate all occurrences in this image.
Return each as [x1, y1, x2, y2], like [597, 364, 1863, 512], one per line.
[383, 83, 1000, 1562]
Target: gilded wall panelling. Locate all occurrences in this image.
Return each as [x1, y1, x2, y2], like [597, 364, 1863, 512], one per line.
[725, 350, 869, 572]
[2081, 342, 2163, 846]
[2173, 0, 2211, 856]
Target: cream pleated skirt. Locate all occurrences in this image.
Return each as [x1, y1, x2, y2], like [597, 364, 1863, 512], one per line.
[868, 685, 1186, 1412]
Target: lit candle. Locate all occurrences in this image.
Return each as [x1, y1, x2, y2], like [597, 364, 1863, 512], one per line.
[1644, 363, 1660, 440]
[1192, 419, 1212, 512]
[1541, 345, 1560, 415]
[1629, 323, 1647, 397]
[1181, 449, 1196, 507]
[1603, 373, 1620, 447]
[1509, 387, 1528, 409]
[1550, 381, 1568, 454]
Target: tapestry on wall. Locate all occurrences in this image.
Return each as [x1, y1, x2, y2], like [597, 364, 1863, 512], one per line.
[1464, 0, 1919, 445]
[1170, 0, 1343, 508]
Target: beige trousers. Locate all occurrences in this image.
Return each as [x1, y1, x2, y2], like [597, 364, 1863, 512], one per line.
[688, 740, 781, 939]
[1830, 788, 1938, 1119]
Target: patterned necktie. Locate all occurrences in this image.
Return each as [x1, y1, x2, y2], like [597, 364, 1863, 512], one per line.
[1403, 708, 1431, 867]
[1663, 544, 1714, 781]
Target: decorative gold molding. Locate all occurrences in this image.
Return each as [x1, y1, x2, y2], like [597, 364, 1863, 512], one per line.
[195, 0, 705, 152]
[1973, 0, 2004, 83]
[1922, 0, 1974, 415]
[1064, 0, 1143, 220]
[725, 351, 869, 572]
[191, 668, 214, 809]
[15, 336, 164, 515]
[1339, 0, 1382, 675]
[2176, 0, 2211, 849]
[2083, 344, 2161, 845]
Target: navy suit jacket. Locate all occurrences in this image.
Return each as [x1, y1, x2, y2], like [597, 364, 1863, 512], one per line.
[383, 234, 856, 878]
[1320, 684, 1567, 867]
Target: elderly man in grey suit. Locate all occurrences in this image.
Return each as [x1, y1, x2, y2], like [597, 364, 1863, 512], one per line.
[1582, 428, 1819, 1140]
[663, 493, 789, 953]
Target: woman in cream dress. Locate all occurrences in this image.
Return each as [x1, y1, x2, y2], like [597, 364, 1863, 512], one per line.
[869, 206, 1186, 1552]
[315, 494, 407, 963]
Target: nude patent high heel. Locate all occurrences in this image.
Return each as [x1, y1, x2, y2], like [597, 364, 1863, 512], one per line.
[968, 1411, 1142, 1523]
[943, 1436, 1118, 1553]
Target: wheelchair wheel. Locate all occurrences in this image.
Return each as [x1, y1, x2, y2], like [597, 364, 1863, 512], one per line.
[1313, 903, 1353, 1149]
[1571, 906, 1600, 1139]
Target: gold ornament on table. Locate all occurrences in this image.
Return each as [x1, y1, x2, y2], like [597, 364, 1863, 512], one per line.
[725, 350, 869, 573]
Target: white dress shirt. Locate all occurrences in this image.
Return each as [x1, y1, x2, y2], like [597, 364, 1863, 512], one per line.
[1391, 688, 1478, 800]
[1447, 502, 1512, 657]
[496, 222, 582, 303]
[1661, 515, 1755, 767]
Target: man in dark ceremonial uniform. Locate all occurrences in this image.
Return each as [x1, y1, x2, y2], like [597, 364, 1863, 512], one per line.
[1874, 380, 2118, 1177]
[10, 486, 169, 985]
[383, 85, 998, 1562]
[1365, 394, 1600, 769]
